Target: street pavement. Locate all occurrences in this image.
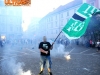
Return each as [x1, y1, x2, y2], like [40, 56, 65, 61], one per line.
[0, 44, 100, 75]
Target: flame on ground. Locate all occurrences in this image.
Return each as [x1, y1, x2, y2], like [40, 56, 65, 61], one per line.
[64, 54, 71, 60]
[21, 70, 32, 75]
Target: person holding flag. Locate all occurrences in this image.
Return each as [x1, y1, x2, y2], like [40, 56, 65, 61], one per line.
[38, 36, 53, 75]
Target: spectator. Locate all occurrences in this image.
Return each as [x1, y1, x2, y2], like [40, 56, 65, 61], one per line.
[96, 40, 100, 52]
[89, 39, 92, 47]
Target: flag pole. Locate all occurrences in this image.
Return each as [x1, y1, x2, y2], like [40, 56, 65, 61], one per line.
[52, 31, 62, 45]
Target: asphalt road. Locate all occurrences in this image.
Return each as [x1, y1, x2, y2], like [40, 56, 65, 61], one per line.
[0, 44, 100, 75]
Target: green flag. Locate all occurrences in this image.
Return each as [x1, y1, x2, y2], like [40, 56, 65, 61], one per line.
[63, 17, 90, 39]
[62, 3, 99, 39]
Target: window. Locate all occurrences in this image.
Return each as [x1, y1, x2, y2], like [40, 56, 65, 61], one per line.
[56, 30, 58, 34]
[51, 30, 53, 34]
[47, 24, 49, 28]
[61, 13, 63, 18]
[55, 15, 57, 20]
[55, 21, 57, 27]
[53, 30, 56, 34]
[74, 8, 77, 13]
[51, 22, 53, 28]
[67, 11, 69, 16]
[51, 17, 53, 21]
[61, 20, 63, 26]
[48, 18, 50, 22]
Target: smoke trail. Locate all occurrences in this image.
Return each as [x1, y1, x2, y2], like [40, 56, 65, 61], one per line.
[1, 47, 32, 75]
[49, 40, 66, 56]
[49, 39, 74, 61]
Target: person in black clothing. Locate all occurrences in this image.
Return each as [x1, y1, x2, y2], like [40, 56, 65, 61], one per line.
[96, 40, 100, 52]
[38, 36, 53, 75]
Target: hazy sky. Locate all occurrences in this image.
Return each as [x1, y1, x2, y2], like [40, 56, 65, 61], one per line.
[22, 0, 74, 31]
[22, 0, 74, 18]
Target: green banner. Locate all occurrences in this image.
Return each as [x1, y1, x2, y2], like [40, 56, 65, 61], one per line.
[63, 17, 90, 39]
[62, 3, 99, 39]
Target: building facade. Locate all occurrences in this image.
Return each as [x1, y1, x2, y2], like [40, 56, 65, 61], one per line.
[24, 17, 41, 39]
[39, 0, 83, 40]
[0, 0, 23, 40]
[85, 0, 99, 8]
[38, 0, 100, 41]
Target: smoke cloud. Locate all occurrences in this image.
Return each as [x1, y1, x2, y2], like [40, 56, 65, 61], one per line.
[1, 47, 32, 75]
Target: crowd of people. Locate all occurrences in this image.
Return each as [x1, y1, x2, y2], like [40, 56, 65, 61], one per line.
[5, 39, 35, 45]
[1, 37, 100, 53]
[0, 39, 37, 48]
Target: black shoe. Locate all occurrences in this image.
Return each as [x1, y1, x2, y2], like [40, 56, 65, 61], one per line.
[38, 71, 43, 75]
[48, 72, 52, 75]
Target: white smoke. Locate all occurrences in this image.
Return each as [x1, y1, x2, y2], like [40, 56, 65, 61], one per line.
[57, 44, 65, 54]
[49, 39, 73, 61]
[50, 44, 65, 56]
[1, 48, 32, 75]
[0, 39, 71, 75]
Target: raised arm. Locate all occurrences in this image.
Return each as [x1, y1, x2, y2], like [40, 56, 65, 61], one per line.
[50, 42, 54, 50]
